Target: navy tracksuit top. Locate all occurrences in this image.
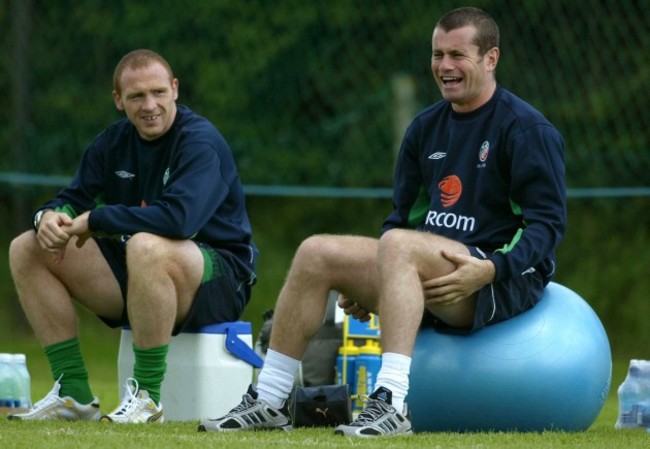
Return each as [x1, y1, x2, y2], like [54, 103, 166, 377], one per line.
[383, 86, 566, 283]
[40, 104, 257, 276]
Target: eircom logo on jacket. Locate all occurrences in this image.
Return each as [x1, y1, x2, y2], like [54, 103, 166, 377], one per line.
[424, 175, 476, 232]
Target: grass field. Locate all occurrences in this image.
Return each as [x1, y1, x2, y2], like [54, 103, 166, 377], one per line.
[1, 326, 649, 448]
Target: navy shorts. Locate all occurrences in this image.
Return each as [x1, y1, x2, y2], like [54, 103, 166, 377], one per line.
[94, 237, 252, 335]
[421, 245, 546, 335]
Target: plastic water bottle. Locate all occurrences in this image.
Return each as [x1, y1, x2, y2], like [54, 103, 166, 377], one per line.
[355, 340, 382, 407]
[0, 353, 16, 408]
[615, 359, 650, 429]
[11, 354, 31, 409]
[336, 340, 359, 395]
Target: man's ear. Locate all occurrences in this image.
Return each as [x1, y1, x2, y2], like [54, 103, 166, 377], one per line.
[172, 78, 179, 101]
[486, 47, 499, 71]
[113, 90, 124, 111]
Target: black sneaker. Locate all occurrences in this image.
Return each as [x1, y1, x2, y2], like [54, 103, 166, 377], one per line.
[334, 386, 412, 437]
[197, 384, 292, 432]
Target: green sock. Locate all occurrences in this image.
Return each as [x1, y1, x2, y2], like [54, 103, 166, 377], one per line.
[132, 344, 168, 405]
[44, 337, 95, 405]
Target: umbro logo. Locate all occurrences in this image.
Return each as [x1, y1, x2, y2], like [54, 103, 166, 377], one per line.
[428, 152, 446, 160]
[115, 170, 135, 179]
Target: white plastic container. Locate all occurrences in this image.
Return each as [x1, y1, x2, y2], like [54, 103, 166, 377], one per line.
[118, 321, 263, 421]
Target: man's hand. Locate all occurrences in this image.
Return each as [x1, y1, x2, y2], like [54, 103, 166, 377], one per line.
[422, 250, 496, 307]
[337, 293, 372, 323]
[36, 211, 73, 263]
[36, 211, 92, 263]
[64, 211, 92, 249]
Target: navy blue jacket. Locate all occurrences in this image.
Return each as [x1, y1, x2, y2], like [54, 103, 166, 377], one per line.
[383, 86, 566, 283]
[39, 105, 257, 280]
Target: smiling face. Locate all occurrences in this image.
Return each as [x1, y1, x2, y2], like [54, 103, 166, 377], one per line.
[112, 61, 178, 141]
[431, 25, 499, 113]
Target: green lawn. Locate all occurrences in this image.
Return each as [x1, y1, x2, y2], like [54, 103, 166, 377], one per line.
[1, 326, 649, 449]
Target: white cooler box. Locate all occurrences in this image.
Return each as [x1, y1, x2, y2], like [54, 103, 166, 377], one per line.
[118, 321, 263, 422]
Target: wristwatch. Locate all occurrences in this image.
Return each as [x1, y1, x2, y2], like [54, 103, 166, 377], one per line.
[33, 210, 45, 232]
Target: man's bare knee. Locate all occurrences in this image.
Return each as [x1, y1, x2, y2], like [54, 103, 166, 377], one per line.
[379, 228, 418, 263]
[9, 231, 39, 274]
[379, 228, 410, 247]
[293, 235, 338, 275]
[125, 233, 169, 264]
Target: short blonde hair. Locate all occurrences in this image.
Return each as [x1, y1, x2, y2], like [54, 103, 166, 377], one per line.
[113, 49, 174, 94]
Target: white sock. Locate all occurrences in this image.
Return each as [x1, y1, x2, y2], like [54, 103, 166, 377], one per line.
[255, 349, 300, 409]
[375, 352, 411, 413]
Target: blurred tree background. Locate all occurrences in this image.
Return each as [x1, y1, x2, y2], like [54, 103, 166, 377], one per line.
[0, 0, 648, 359]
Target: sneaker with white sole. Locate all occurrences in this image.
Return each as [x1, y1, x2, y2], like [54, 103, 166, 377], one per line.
[334, 386, 412, 437]
[197, 384, 291, 432]
[7, 378, 101, 421]
[100, 378, 164, 424]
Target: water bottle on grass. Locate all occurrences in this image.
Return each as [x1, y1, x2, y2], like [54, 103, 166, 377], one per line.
[615, 359, 650, 429]
[0, 353, 16, 409]
[12, 354, 31, 409]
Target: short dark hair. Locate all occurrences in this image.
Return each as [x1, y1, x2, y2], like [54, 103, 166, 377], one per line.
[113, 49, 174, 94]
[436, 7, 500, 55]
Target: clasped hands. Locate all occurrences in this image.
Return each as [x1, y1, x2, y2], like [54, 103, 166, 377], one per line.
[36, 211, 92, 263]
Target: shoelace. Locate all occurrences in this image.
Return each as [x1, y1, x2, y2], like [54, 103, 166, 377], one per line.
[351, 398, 391, 425]
[30, 388, 59, 411]
[228, 392, 256, 415]
[113, 378, 141, 416]
[30, 375, 64, 411]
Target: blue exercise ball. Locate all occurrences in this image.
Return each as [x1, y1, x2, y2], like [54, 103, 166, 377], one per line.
[408, 282, 612, 432]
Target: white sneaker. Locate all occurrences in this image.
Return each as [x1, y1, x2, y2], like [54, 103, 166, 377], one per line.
[7, 378, 101, 421]
[100, 378, 164, 424]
